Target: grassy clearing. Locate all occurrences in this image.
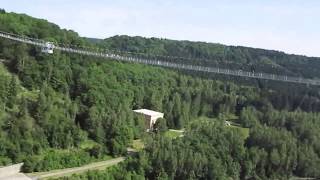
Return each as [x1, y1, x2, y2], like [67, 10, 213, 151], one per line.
[192, 115, 250, 139]
[80, 139, 99, 150]
[229, 125, 250, 139]
[131, 139, 145, 151]
[164, 129, 184, 139]
[223, 114, 238, 121]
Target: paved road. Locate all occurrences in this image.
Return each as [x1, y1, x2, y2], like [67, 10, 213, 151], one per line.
[0, 173, 32, 180]
[30, 157, 125, 179]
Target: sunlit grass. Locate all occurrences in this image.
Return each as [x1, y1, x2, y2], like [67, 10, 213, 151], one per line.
[229, 125, 250, 139]
[192, 115, 250, 139]
[80, 139, 99, 150]
[164, 129, 184, 139]
[131, 139, 145, 151]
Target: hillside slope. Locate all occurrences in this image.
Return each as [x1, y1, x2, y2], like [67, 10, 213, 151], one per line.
[98, 35, 320, 78]
[1, 10, 320, 179]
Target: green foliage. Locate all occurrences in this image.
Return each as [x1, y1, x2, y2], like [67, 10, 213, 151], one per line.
[245, 126, 297, 179]
[239, 106, 260, 128]
[153, 118, 168, 132]
[1, 10, 320, 179]
[22, 149, 98, 172]
[99, 35, 320, 80]
[88, 145, 103, 158]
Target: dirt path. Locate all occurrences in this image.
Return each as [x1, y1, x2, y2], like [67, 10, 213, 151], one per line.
[29, 157, 125, 179]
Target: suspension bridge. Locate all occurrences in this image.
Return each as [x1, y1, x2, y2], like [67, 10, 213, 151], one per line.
[0, 30, 319, 86]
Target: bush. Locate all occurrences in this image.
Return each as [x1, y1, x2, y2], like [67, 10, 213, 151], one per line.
[88, 145, 102, 158]
[22, 156, 40, 173]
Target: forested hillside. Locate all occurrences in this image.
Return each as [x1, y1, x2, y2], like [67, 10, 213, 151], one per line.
[98, 35, 320, 79]
[1, 10, 320, 179]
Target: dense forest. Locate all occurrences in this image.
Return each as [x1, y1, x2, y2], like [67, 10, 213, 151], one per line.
[1, 10, 320, 179]
[96, 35, 320, 79]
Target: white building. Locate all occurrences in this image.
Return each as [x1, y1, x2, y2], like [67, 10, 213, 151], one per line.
[133, 109, 164, 131]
